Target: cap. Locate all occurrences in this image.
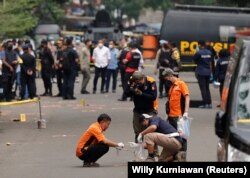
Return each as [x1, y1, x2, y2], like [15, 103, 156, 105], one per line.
[22, 44, 29, 50]
[159, 40, 168, 45]
[142, 114, 153, 119]
[41, 39, 47, 44]
[129, 41, 137, 48]
[132, 71, 144, 81]
[162, 68, 175, 77]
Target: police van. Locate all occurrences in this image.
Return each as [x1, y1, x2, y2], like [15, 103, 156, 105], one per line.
[215, 34, 250, 161]
[160, 4, 250, 70]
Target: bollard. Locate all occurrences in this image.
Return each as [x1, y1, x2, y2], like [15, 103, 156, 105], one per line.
[37, 119, 46, 129]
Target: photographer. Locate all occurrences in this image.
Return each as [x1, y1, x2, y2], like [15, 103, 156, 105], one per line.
[125, 71, 158, 142]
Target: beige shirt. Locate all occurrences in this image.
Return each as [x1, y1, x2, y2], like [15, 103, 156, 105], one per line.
[79, 45, 90, 70]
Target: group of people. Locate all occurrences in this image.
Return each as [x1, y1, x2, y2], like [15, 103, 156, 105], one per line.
[0, 39, 37, 101]
[75, 38, 230, 167]
[75, 68, 190, 166]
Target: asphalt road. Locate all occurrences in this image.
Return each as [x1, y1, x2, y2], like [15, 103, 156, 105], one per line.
[0, 60, 220, 178]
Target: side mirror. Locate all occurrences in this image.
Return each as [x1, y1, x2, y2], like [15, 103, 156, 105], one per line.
[215, 111, 227, 138]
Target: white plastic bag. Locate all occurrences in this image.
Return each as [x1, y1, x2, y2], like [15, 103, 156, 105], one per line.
[128, 142, 146, 161]
[177, 116, 192, 139]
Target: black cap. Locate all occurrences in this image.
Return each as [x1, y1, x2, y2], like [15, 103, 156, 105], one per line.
[22, 44, 29, 50]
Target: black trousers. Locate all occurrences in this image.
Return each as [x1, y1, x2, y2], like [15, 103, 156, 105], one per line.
[56, 69, 63, 95]
[2, 73, 15, 101]
[41, 69, 52, 94]
[20, 74, 36, 99]
[93, 66, 107, 92]
[78, 143, 109, 163]
[197, 74, 211, 105]
[62, 70, 76, 98]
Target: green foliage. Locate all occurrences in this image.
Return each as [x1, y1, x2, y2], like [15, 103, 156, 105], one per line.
[0, 0, 65, 39]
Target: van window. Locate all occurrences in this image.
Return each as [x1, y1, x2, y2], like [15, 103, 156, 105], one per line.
[237, 74, 250, 120]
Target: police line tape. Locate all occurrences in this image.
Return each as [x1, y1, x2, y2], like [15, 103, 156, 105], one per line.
[0, 98, 39, 106]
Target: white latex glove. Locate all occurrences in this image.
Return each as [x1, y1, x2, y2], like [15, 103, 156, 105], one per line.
[137, 133, 143, 143]
[128, 142, 139, 148]
[183, 112, 188, 118]
[117, 142, 124, 149]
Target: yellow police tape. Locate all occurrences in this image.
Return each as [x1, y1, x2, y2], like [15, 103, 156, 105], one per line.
[237, 119, 250, 123]
[0, 98, 39, 106]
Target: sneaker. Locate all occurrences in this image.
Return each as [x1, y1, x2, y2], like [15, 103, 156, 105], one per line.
[118, 98, 127, 101]
[198, 105, 206, 108]
[205, 104, 212, 109]
[159, 94, 163, 98]
[144, 156, 156, 162]
[174, 151, 186, 162]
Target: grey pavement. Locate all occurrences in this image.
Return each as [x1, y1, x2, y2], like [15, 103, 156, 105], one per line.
[0, 60, 220, 178]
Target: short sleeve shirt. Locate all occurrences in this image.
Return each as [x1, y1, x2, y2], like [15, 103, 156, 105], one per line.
[168, 79, 189, 117]
[76, 122, 105, 157]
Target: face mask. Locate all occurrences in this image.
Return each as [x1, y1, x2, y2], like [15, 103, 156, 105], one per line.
[7, 45, 13, 51]
[109, 44, 113, 49]
[98, 43, 103, 48]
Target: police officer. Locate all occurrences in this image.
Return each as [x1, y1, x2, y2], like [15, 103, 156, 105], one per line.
[20, 45, 36, 99]
[125, 71, 158, 142]
[2, 41, 18, 101]
[62, 38, 79, 100]
[154, 40, 171, 98]
[194, 40, 213, 108]
[214, 49, 229, 97]
[118, 41, 142, 101]
[39, 39, 54, 96]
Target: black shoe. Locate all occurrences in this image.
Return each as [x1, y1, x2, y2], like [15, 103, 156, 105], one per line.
[41, 92, 48, 96]
[68, 96, 76, 100]
[159, 94, 163, 98]
[118, 98, 127, 101]
[101, 90, 105, 94]
[54, 93, 62, 97]
[83, 161, 100, 167]
[81, 90, 90, 94]
[93, 90, 96, 94]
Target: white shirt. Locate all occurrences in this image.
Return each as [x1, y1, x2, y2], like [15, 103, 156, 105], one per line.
[93, 45, 111, 68]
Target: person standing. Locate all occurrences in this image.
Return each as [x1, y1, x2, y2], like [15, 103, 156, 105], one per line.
[118, 41, 142, 101]
[80, 39, 92, 94]
[117, 39, 129, 91]
[2, 41, 18, 101]
[19, 45, 36, 100]
[39, 39, 54, 96]
[62, 38, 79, 100]
[105, 40, 119, 93]
[214, 49, 229, 98]
[92, 40, 111, 94]
[154, 40, 171, 98]
[54, 39, 64, 97]
[163, 68, 190, 161]
[194, 40, 213, 108]
[75, 113, 124, 167]
[125, 71, 158, 142]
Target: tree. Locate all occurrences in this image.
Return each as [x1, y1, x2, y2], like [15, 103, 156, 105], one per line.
[0, 0, 65, 38]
